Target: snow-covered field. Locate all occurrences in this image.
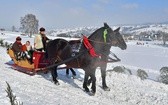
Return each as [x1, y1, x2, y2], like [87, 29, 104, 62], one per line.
[0, 31, 168, 105]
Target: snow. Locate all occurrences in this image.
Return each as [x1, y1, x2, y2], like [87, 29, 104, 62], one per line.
[120, 24, 168, 35]
[108, 41, 168, 80]
[1, 30, 168, 105]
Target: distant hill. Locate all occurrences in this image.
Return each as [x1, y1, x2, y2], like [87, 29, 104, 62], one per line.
[48, 23, 168, 38]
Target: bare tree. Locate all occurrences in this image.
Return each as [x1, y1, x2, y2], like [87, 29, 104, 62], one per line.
[20, 14, 39, 37]
[158, 31, 168, 45]
[163, 33, 168, 45]
[12, 26, 16, 32]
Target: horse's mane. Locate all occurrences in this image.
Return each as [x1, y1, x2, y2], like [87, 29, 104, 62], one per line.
[88, 27, 105, 39]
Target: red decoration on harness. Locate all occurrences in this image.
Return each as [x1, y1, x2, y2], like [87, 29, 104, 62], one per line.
[83, 36, 99, 57]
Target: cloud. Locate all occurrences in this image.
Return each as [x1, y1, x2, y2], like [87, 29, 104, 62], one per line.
[122, 3, 139, 9]
[98, 0, 111, 4]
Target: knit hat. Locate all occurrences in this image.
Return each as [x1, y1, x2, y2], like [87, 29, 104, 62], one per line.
[39, 27, 45, 32]
[16, 36, 22, 41]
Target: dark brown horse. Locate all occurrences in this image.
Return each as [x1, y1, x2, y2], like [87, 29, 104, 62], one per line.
[45, 23, 127, 95]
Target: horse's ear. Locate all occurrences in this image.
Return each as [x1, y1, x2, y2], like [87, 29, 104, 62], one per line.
[104, 22, 110, 28]
[114, 27, 120, 32]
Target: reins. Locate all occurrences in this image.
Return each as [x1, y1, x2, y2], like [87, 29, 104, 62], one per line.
[34, 50, 88, 71]
[88, 39, 112, 45]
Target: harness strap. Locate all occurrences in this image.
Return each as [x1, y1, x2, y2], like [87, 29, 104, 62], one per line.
[83, 36, 99, 57]
[76, 58, 80, 67]
[36, 50, 87, 71]
[88, 39, 111, 45]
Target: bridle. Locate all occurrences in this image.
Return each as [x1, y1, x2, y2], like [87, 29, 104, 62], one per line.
[88, 39, 112, 45]
[87, 28, 119, 46]
[84, 28, 121, 61]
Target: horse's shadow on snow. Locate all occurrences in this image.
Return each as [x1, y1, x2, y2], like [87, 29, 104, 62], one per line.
[37, 69, 84, 89]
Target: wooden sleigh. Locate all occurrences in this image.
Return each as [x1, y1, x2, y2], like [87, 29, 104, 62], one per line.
[7, 49, 49, 75]
[7, 48, 120, 75]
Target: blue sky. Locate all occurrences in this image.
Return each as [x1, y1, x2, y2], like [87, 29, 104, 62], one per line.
[0, 0, 168, 30]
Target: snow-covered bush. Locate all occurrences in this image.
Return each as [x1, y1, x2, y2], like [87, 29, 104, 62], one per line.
[5, 42, 12, 48]
[159, 67, 168, 84]
[5, 42, 8, 48]
[111, 66, 132, 75]
[137, 69, 148, 80]
[0, 39, 11, 48]
[0, 39, 4, 46]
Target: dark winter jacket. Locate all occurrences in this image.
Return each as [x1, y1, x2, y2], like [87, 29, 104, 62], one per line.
[42, 34, 49, 51]
[12, 41, 23, 53]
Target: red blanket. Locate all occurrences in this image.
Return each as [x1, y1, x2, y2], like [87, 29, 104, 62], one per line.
[83, 36, 99, 57]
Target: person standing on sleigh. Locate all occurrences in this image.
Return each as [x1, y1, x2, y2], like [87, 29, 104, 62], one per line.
[34, 27, 49, 52]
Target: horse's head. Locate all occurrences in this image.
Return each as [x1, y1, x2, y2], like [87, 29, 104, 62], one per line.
[103, 23, 127, 50]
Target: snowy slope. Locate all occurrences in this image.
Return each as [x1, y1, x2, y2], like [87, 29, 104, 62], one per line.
[0, 31, 168, 105]
[120, 24, 168, 35]
[48, 24, 168, 38]
[108, 41, 168, 81]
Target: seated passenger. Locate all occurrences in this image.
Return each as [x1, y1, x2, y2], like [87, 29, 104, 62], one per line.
[12, 37, 30, 60]
[22, 41, 33, 58]
[12, 37, 23, 60]
[23, 41, 33, 63]
[25, 41, 33, 51]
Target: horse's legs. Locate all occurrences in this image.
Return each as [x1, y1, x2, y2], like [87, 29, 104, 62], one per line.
[66, 69, 69, 75]
[66, 68, 76, 79]
[83, 73, 89, 92]
[101, 64, 110, 91]
[70, 68, 76, 76]
[90, 70, 96, 94]
[87, 77, 92, 86]
[51, 66, 60, 85]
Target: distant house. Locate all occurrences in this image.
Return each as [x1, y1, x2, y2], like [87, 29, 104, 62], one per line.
[139, 35, 153, 41]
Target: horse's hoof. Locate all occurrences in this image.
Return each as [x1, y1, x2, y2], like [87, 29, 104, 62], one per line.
[72, 75, 77, 79]
[89, 90, 95, 96]
[54, 82, 60, 85]
[103, 86, 110, 91]
[84, 88, 90, 92]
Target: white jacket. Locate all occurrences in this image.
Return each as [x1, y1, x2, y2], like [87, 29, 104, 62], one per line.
[34, 34, 43, 49]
